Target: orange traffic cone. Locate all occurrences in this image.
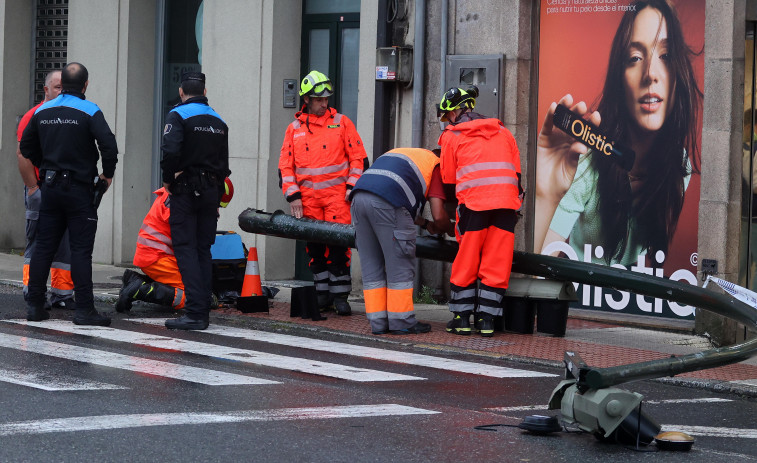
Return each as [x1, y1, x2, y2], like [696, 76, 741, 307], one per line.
[241, 247, 263, 296]
[237, 247, 268, 313]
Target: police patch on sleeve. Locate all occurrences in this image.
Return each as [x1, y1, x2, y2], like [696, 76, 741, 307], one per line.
[163, 124, 172, 135]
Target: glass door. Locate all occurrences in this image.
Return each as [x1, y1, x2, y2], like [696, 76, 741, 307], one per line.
[153, 0, 204, 190]
[295, 1, 360, 280]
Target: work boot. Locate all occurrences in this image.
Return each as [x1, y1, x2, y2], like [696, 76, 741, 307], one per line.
[118, 276, 177, 313]
[73, 308, 111, 326]
[317, 293, 334, 312]
[390, 322, 431, 335]
[116, 270, 147, 313]
[27, 302, 50, 322]
[476, 313, 495, 337]
[52, 298, 75, 310]
[165, 315, 209, 331]
[333, 297, 352, 316]
[446, 310, 472, 335]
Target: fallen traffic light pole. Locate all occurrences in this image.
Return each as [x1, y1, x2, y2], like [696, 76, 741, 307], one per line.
[239, 208, 757, 443]
[239, 208, 757, 389]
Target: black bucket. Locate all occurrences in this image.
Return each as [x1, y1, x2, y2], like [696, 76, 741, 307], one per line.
[503, 297, 535, 334]
[290, 285, 326, 321]
[536, 300, 570, 337]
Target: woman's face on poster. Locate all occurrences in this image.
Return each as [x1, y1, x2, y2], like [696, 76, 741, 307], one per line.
[623, 6, 675, 134]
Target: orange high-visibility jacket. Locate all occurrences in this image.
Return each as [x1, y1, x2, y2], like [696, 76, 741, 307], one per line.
[279, 106, 367, 202]
[133, 187, 173, 268]
[438, 117, 522, 211]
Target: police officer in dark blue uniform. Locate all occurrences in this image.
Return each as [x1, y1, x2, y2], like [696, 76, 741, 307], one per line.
[19, 62, 118, 325]
[161, 72, 230, 330]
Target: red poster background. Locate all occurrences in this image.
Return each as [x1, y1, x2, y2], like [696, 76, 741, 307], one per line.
[537, 0, 705, 276]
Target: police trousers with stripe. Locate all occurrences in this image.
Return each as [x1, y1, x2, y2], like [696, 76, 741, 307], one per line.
[449, 205, 517, 317]
[351, 191, 417, 333]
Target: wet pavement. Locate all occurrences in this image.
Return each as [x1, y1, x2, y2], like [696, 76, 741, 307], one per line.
[3, 250, 757, 396]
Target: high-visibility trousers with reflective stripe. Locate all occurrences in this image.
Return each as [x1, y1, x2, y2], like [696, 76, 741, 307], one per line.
[449, 205, 517, 317]
[351, 191, 417, 333]
[140, 255, 186, 309]
[23, 187, 73, 304]
[303, 193, 352, 301]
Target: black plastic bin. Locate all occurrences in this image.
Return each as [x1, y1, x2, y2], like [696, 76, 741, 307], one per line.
[536, 300, 570, 337]
[503, 297, 535, 334]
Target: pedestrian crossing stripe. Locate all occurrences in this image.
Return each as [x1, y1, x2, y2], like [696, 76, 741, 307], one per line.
[0, 332, 276, 386]
[0, 404, 439, 436]
[487, 398, 734, 413]
[0, 368, 127, 391]
[7, 320, 423, 382]
[659, 425, 757, 439]
[130, 318, 557, 378]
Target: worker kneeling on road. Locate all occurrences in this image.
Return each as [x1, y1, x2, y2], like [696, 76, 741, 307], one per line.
[437, 86, 524, 337]
[350, 148, 453, 335]
[116, 178, 234, 313]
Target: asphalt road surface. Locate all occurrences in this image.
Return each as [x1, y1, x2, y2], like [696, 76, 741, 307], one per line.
[0, 285, 756, 462]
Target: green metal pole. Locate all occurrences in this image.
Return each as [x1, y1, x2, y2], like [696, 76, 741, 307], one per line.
[239, 208, 757, 389]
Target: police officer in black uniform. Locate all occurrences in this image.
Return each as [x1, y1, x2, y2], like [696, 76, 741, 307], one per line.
[19, 62, 118, 325]
[161, 72, 230, 330]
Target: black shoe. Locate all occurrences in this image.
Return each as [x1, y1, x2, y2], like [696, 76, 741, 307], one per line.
[476, 315, 495, 337]
[27, 303, 50, 322]
[390, 322, 431, 335]
[165, 315, 209, 331]
[317, 294, 334, 312]
[52, 298, 75, 310]
[73, 309, 111, 326]
[334, 298, 352, 316]
[372, 328, 389, 335]
[446, 311, 472, 335]
[116, 271, 147, 313]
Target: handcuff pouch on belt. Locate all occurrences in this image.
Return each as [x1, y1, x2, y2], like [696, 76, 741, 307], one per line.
[43, 170, 72, 190]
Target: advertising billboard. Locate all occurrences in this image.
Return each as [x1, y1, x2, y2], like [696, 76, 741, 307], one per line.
[535, 0, 705, 319]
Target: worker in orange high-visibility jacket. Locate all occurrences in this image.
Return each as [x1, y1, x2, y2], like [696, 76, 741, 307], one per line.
[437, 86, 524, 337]
[115, 178, 234, 313]
[278, 70, 367, 316]
[350, 148, 454, 335]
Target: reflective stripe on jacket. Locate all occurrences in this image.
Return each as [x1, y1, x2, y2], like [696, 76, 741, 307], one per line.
[133, 187, 173, 268]
[279, 106, 366, 202]
[438, 116, 522, 211]
[352, 147, 439, 218]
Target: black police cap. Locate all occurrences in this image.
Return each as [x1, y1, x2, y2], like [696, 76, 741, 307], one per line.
[181, 72, 206, 84]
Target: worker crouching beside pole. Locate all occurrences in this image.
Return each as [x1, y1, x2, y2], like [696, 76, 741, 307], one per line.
[350, 148, 453, 335]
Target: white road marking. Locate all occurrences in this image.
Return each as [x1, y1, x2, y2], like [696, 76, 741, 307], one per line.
[0, 368, 126, 391]
[8, 320, 422, 382]
[648, 398, 732, 405]
[0, 404, 439, 436]
[0, 332, 275, 386]
[486, 405, 549, 412]
[131, 318, 556, 378]
[660, 425, 757, 439]
[487, 398, 733, 413]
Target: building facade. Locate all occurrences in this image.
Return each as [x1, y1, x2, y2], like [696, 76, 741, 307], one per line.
[0, 0, 754, 340]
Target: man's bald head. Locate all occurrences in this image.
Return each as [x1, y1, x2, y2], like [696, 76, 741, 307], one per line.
[61, 62, 88, 93]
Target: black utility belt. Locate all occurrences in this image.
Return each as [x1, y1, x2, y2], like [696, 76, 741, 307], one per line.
[174, 171, 222, 186]
[41, 169, 90, 187]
